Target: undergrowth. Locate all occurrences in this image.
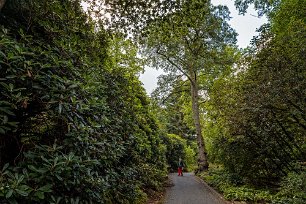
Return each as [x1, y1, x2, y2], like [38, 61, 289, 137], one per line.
[198, 164, 306, 204]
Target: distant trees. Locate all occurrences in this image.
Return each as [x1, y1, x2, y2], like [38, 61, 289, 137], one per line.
[161, 134, 197, 172]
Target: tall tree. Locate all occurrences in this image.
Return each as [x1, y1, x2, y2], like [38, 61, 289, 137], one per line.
[143, 0, 236, 171]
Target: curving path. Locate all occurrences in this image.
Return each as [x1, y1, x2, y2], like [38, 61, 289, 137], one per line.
[164, 173, 227, 204]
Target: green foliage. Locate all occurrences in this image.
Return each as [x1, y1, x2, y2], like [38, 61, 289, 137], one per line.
[200, 164, 306, 204]
[200, 0, 306, 203]
[199, 166, 273, 203]
[152, 84, 198, 171]
[223, 186, 273, 202]
[83, 0, 181, 37]
[234, 0, 280, 16]
[152, 80, 196, 141]
[273, 166, 306, 204]
[0, 0, 167, 203]
[161, 134, 196, 172]
[143, 0, 237, 75]
[184, 145, 197, 172]
[206, 0, 306, 185]
[0, 143, 107, 203]
[162, 134, 186, 172]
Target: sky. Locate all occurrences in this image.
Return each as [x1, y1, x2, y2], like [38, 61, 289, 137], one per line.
[139, 0, 267, 94]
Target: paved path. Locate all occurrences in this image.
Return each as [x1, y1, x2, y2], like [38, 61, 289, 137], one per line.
[164, 173, 226, 204]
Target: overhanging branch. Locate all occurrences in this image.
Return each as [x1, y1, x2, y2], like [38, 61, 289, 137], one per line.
[156, 48, 194, 85]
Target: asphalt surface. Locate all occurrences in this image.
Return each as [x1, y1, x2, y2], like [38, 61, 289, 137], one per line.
[164, 173, 226, 204]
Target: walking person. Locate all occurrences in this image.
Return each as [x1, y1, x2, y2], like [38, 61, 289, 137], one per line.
[178, 158, 184, 176]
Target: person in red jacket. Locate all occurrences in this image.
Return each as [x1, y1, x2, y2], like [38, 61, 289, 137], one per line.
[178, 158, 185, 176]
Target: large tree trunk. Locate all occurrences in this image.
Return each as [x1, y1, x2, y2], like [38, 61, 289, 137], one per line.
[190, 72, 209, 172]
[0, 0, 6, 11]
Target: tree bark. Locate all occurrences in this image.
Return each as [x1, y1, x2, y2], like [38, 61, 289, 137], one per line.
[0, 0, 6, 11]
[189, 71, 209, 172]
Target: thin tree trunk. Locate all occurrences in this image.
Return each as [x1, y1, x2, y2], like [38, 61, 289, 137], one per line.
[190, 71, 209, 172]
[0, 0, 6, 11]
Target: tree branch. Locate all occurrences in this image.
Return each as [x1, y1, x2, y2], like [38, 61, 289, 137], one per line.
[156, 48, 193, 83]
[161, 87, 189, 104]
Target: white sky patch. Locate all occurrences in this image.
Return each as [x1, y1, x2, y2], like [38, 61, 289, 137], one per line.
[211, 0, 267, 48]
[139, 67, 165, 94]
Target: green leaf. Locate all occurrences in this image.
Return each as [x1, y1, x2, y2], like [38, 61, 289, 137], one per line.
[0, 127, 5, 134]
[19, 185, 30, 191]
[9, 83, 14, 92]
[7, 122, 19, 127]
[17, 175, 24, 183]
[28, 165, 37, 172]
[0, 107, 15, 116]
[6, 189, 13, 198]
[2, 115, 8, 124]
[68, 84, 78, 89]
[38, 184, 52, 193]
[28, 165, 47, 173]
[36, 191, 45, 199]
[2, 163, 9, 171]
[55, 174, 63, 181]
[15, 189, 28, 197]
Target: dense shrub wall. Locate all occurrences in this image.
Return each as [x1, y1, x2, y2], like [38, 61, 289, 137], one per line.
[0, 0, 167, 203]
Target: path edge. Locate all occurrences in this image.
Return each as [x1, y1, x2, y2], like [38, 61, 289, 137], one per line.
[194, 175, 234, 204]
